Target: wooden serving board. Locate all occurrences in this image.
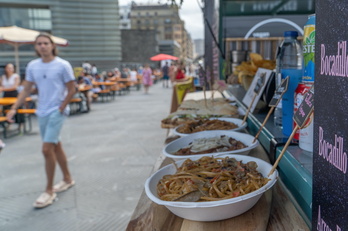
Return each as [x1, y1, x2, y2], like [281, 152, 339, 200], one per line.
[126, 145, 276, 231]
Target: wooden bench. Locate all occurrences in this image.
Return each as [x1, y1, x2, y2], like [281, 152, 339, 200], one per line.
[0, 117, 8, 138]
[110, 84, 120, 100]
[69, 98, 83, 114]
[96, 89, 111, 102]
[17, 109, 36, 134]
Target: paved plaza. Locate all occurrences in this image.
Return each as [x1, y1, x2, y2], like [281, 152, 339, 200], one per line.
[0, 82, 172, 231]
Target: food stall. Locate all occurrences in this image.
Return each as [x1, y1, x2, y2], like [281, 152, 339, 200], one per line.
[127, 0, 348, 230]
[126, 90, 309, 230]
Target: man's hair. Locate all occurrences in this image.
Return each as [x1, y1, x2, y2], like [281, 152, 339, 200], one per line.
[35, 32, 58, 57]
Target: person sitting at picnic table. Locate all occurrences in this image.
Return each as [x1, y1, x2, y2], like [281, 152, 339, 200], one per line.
[1, 63, 20, 97]
[77, 74, 93, 112]
[0, 63, 25, 129]
[105, 71, 115, 82]
[129, 68, 138, 83]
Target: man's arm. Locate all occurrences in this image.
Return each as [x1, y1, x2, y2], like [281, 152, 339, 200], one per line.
[6, 80, 34, 122]
[59, 80, 77, 113]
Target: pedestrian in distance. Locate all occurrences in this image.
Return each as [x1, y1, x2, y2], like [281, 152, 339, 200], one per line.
[6, 33, 76, 208]
[162, 62, 170, 88]
[142, 64, 153, 94]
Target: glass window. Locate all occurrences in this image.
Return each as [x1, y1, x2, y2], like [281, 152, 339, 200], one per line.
[0, 7, 52, 31]
[164, 18, 171, 24]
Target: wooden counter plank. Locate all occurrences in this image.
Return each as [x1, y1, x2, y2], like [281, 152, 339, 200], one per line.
[267, 182, 310, 231]
[180, 189, 271, 231]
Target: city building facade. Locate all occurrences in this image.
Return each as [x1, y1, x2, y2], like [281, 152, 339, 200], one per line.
[0, 0, 122, 74]
[194, 38, 204, 58]
[121, 29, 158, 67]
[119, 4, 131, 29]
[129, 3, 193, 62]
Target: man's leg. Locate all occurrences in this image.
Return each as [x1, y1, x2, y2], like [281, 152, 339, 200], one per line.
[42, 142, 57, 194]
[55, 142, 73, 183]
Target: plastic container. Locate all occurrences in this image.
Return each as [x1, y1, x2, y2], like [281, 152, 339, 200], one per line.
[275, 31, 303, 136]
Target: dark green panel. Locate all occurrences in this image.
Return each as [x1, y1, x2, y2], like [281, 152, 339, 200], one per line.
[221, 0, 315, 16]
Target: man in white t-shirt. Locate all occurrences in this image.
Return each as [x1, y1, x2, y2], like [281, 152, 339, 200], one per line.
[7, 33, 76, 208]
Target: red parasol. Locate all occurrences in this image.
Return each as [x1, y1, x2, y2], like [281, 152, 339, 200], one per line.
[150, 53, 178, 61]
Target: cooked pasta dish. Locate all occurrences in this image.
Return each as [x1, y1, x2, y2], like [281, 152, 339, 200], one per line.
[173, 135, 247, 155]
[177, 119, 239, 134]
[157, 156, 269, 202]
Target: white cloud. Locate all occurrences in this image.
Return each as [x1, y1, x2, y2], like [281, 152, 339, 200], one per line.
[118, 0, 204, 39]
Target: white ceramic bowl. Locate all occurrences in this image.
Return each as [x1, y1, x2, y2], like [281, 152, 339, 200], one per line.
[145, 154, 278, 221]
[163, 130, 259, 160]
[173, 117, 247, 137]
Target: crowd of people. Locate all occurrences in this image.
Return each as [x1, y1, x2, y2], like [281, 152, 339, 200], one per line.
[76, 60, 190, 97]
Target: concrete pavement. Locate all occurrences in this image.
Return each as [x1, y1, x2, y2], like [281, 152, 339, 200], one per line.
[0, 82, 173, 231]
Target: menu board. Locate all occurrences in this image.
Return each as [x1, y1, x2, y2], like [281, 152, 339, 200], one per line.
[313, 1, 348, 229]
[268, 76, 289, 107]
[293, 85, 314, 128]
[242, 68, 273, 113]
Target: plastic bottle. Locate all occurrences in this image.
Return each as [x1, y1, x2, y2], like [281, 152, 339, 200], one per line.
[276, 31, 303, 137]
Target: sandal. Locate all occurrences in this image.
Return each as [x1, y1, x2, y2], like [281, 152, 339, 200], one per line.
[53, 180, 75, 193]
[33, 192, 57, 208]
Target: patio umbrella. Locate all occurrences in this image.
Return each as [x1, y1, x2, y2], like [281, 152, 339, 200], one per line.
[0, 25, 69, 74]
[150, 53, 178, 61]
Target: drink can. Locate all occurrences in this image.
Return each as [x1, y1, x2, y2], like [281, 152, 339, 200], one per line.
[302, 14, 316, 83]
[293, 83, 312, 140]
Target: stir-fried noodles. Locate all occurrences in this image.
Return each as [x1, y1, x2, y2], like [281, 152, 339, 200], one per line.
[157, 156, 269, 202]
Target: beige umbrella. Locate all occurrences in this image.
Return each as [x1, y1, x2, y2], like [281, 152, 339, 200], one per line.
[0, 25, 69, 74]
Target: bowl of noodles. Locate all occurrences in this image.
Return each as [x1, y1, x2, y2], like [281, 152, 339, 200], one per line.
[163, 130, 259, 160]
[173, 117, 247, 137]
[144, 154, 278, 221]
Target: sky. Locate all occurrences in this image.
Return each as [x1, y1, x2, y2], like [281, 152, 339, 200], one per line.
[118, 0, 204, 40]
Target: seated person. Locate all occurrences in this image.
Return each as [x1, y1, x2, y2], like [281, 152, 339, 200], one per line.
[77, 74, 93, 111]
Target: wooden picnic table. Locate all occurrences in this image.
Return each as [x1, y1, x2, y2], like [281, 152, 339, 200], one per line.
[92, 81, 117, 86]
[0, 97, 32, 106]
[78, 85, 92, 92]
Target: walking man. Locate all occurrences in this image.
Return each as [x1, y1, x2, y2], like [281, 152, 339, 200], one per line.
[162, 62, 169, 88]
[6, 33, 76, 208]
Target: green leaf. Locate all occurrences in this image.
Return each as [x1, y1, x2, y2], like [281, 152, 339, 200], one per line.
[304, 52, 314, 66]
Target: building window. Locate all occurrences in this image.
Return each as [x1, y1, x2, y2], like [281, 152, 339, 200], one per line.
[155, 12, 158, 16]
[165, 34, 172, 39]
[0, 7, 52, 31]
[153, 19, 158, 24]
[164, 18, 171, 24]
[137, 20, 141, 24]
